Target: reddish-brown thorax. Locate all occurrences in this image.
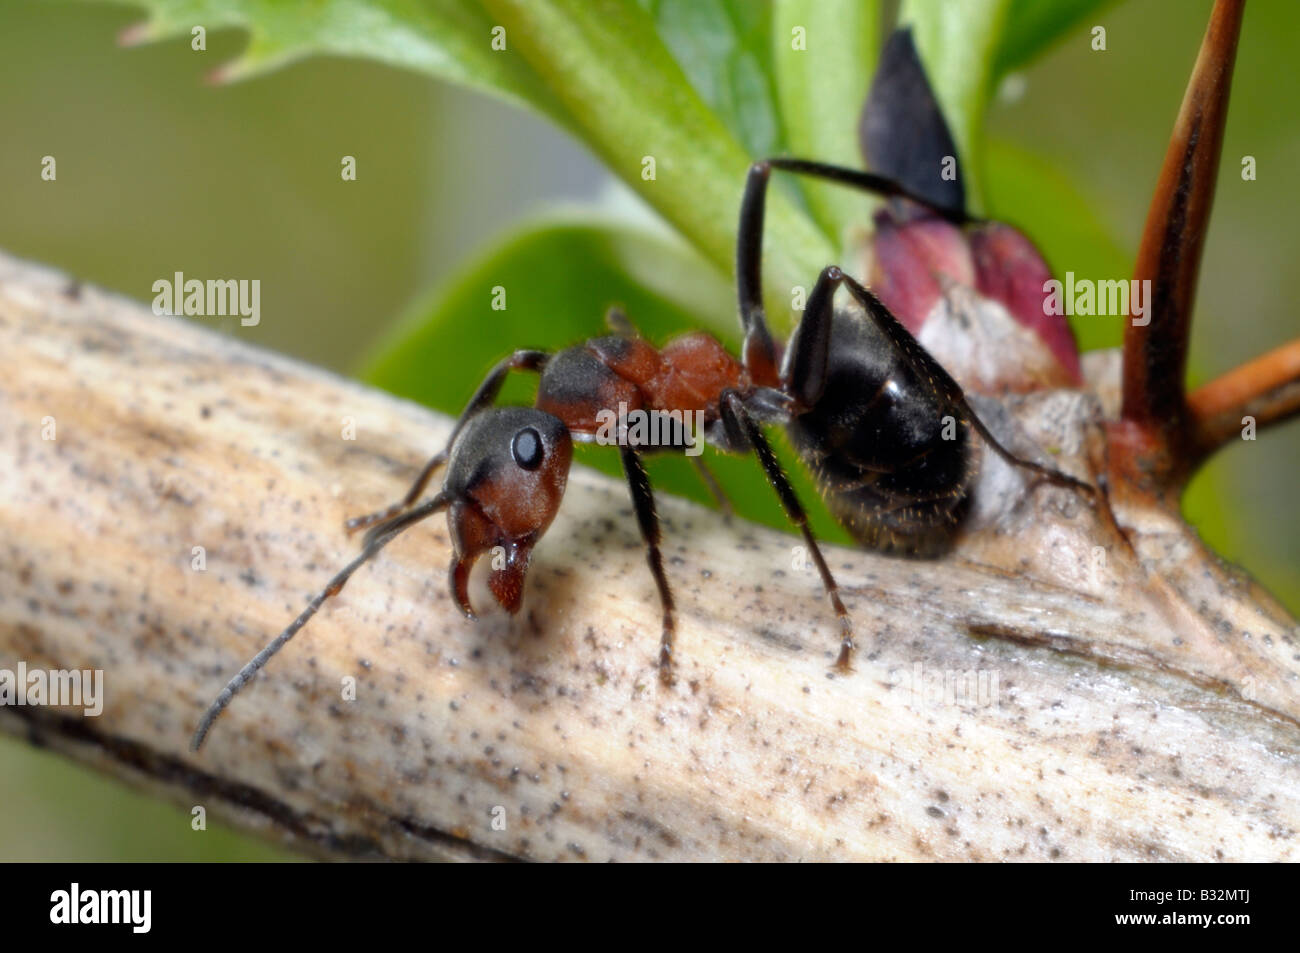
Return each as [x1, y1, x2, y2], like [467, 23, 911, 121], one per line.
[539, 332, 749, 435]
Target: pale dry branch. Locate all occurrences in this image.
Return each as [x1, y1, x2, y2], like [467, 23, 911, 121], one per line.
[1, 252, 1298, 861]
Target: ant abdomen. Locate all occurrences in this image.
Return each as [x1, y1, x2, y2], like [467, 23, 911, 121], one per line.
[785, 308, 975, 556]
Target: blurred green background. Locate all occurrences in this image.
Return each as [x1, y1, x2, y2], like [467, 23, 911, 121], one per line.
[1, 0, 1295, 860]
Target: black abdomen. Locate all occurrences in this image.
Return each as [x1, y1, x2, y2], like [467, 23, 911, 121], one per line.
[785, 309, 975, 555]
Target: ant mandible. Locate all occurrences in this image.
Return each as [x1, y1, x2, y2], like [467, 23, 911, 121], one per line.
[192, 29, 1094, 751]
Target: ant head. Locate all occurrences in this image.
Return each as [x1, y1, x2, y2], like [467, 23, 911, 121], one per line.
[442, 407, 573, 617]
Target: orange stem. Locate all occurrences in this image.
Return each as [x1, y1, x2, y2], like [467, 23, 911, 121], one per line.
[1187, 338, 1300, 456]
[1120, 0, 1245, 471]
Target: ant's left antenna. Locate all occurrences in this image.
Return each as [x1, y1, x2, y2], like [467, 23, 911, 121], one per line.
[191, 492, 451, 751]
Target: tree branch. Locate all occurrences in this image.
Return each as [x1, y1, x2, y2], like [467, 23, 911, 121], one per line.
[2, 252, 1298, 861]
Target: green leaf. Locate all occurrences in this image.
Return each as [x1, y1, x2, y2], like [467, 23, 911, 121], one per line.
[479, 0, 835, 329]
[898, 0, 1013, 212]
[993, 0, 1120, 77]
[99, 0, 835, 333]
[96, 0, 567, 121]
[361, 215, 850, 543]
[362, 215, 732, 405]
[984, 137, 1130, 352]
[638, 0, 785, 160]
[770, 0, 880, 246]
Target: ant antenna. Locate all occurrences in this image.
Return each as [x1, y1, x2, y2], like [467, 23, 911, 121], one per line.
[191, 491, 451, 751]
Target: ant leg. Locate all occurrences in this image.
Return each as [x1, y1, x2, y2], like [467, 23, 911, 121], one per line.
[965, 410, 1096, 498]
[737, 155, 970, 380]
[784, 265, 845, 409]
[835, 272, 1095, 498]
[618, 446, 677, 685]
[345, 349, 549, 534]
[193, 492, 452, 751]
[345, 451, 449, 535]
[736, 162, 780, 382]
[690, 456, 733, 517]
[763, 158, 972, 225]
[720, 391, 855, 671]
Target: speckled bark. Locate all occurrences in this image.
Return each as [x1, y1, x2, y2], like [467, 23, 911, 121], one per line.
[1, 252, 1296, 861]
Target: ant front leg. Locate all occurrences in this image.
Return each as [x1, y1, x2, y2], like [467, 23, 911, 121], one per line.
[618, 447, 677, 685]
[719, 390, 855, 671]
[344, 349, 549, 535]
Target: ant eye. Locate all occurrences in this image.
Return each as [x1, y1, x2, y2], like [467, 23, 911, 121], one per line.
[512, 427, 544, 470]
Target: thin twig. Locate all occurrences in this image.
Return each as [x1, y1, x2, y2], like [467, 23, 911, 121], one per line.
[1120, 0, 1244, 474]
[1186, 337, 1300, 457]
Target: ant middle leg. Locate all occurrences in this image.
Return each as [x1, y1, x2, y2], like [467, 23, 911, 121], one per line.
[344, 349, 550, 534]
[690, 456, 733, 516]
[719, 390, 855, 671]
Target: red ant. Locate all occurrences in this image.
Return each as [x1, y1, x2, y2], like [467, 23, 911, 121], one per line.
[192, 28, 1093, 751]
